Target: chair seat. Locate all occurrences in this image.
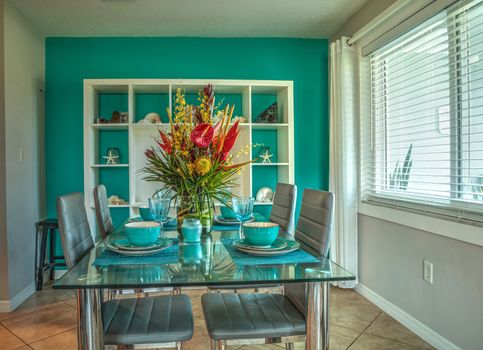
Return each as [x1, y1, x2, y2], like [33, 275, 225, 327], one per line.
[201, 293, 306, 340]
[103, 294, 193, 345]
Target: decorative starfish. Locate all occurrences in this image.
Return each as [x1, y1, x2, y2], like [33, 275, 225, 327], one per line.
[260, 149, 273, 164]
[103, 152, 119, 165]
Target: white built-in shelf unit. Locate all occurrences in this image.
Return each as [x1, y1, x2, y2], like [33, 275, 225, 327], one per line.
[84, 79, 294, 226]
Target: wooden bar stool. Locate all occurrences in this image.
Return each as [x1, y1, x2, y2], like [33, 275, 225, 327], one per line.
[35, 218, 66, 290]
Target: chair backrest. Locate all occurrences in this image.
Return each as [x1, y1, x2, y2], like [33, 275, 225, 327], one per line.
[93, 184, 114, 239]
[284, 189, 335, 314]
[295, 189, 334, 257]
[269, 183, 297, 236]
[57, 192, 94, 268]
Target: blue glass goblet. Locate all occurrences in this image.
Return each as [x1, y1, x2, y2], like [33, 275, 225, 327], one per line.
[231, 196, 254, 238]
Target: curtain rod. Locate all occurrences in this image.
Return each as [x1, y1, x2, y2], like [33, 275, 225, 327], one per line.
[347, 0, 422, 46]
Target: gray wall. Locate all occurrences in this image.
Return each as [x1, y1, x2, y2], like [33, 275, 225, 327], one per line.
[0, 0, 9, 301]
[4, 0, 44, 298]
[359, 214, 483, 349]
[331, 0, 483, 348]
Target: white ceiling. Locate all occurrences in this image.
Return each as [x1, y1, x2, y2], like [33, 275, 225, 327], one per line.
[9, 0, 368, 38]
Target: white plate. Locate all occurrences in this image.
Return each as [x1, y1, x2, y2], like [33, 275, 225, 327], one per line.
[214, 215, 255, 225]
[112, 238, 167, 251]
[234, 240, 300, 256]
[233, 238, 288, 251]
[107, 239, 173, 256]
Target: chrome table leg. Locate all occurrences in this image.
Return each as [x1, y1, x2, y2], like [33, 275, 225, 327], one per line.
[306, 282, 329, 350]
[77, 288, 104, 350]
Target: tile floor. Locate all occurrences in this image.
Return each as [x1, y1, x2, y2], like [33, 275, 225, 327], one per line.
[0, 285, 433, 350]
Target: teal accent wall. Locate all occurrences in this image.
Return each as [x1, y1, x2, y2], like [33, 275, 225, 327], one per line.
[45, 37, 329, 231]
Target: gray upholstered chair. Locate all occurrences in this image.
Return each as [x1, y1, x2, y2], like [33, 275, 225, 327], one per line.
[201, 189, 335, 349]
[269, 183, 297, 237]
[93, 184, 114, 239]
[57, 192, 194, 349]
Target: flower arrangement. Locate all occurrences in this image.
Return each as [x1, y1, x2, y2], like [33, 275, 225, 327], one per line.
[142, 85, 250, 232]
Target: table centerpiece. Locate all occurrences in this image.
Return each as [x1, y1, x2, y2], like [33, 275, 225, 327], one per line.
[142, 85, 251, 235]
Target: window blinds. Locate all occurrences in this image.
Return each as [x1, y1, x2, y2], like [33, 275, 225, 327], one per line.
[364, 0, 483, 222]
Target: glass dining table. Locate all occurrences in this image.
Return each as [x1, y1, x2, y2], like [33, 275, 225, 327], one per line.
[53, 222, 355, 350]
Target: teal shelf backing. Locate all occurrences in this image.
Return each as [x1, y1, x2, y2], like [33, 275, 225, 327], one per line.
[252, 129, 278, 163]
[99, 167, 130, 203]
[98, 93, 128, 121]
[98, 130, 129, 164]
[251, 93, 278, 123]
[135, 93, 170, 122]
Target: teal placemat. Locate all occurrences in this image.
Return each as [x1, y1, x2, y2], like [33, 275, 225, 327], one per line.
[222, 239, 320, 266]
[93, 240, 179, 266]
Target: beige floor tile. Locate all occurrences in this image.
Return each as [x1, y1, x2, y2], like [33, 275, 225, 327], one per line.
[2, 303, 77, 344]
[330, 287, 373, 306]
[348, 333, 426, 350]
[329, 325, 362, 350]
[0, 285, 75, 323]
[0, 324, 26, 350]
[330, 302, 382, 333]
[365, 313, 434, 349]
[29, 328, 77, 350]
[289, 325, 361, 350]
[12, 346, 31, 350]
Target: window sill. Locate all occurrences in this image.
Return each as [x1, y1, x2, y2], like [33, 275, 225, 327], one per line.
[358, 202, 483, 247]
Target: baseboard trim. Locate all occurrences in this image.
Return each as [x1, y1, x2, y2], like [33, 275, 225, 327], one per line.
[355, 283, 461, 350]
[0, 281, 36, 312]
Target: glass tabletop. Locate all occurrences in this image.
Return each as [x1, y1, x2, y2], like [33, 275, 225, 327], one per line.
[53, 222, 355, 289]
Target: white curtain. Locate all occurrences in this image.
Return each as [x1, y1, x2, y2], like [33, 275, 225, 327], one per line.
[329, 37, 358, 288]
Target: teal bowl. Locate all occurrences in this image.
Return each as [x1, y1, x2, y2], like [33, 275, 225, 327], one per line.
[125, 222, 160, 247]
[220, 206, 237, 220]
[242, 222, 279, 246]
[139, 207, 155, 221]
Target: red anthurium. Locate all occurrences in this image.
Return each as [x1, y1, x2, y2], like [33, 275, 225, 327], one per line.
[191, 123, 214, 148]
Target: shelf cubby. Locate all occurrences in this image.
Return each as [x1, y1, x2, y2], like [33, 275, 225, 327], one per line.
[84, 79, 294, 235]
[132, 84, 170, 123]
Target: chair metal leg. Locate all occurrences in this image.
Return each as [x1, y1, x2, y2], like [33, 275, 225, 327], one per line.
[286, 343, 295, 350]
[175, 341, 182, 350]
[216, 340, 226, 350]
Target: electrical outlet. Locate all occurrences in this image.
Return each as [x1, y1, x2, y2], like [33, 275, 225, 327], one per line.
[423, 260, 433, 284]
[19, 148, 24, 162]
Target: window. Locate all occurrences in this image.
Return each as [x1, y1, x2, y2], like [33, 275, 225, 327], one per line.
[364, 0, 483, 221]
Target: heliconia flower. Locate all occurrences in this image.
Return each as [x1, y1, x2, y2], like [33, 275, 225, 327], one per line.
[220, 121, 240, 160]
[195, 157, 212, 176]
[157, 130, 172, 154]
[190, 123, 214, 148]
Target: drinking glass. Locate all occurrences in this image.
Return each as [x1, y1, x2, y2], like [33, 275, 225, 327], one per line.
[231, 196, 254, 238]
[148, 197, 171, 236]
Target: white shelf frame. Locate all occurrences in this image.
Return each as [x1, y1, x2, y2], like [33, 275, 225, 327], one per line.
[84, 79, 294, 233]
